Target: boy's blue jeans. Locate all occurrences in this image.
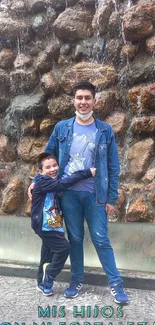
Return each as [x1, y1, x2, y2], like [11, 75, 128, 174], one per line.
[60, 190, 122, 286]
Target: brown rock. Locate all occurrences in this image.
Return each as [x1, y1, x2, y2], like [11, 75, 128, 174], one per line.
[123, 3, 154, 41]
[17, 136, 48, 163]
[142, 168, 155, 183]
[127, 138, 154, 179]
[146, 36, 155, 54]
[53, 8, 93, 41]
[128, 83, 155, 113]
[60, 62, 117, 94]
[1, 178, 24, 213]
[141, 83, 155, 111]
[94, 90, 117, 119]
[117, 189, 126, 209]
[126, 197, 149, 221]
[0, 49, 15, 69]
[48, 95, 74, 122]
[121, 44, 139, 60]
[105, 112, 126, 134]
[131, 116, 155, 134]
[40, 118, 54, 135]
[41, 72, 59, 96]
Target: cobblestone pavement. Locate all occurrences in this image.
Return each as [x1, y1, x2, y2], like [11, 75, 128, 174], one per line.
[0, 275, 155, 325]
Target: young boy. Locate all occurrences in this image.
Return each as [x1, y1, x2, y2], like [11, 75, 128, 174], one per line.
[31, 152, 96, 296]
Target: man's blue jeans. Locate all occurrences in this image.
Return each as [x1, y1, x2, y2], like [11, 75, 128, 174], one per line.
[60, 190, 122, 286]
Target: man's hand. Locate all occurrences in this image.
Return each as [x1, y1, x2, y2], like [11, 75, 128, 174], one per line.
[90, 168, 96, 177]
[28, 183, 35, 201]
[106, 203, 116, 215]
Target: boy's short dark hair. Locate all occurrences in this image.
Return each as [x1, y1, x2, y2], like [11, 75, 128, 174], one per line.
[37, 152, 58, 170]
[73, 81, 96, 98]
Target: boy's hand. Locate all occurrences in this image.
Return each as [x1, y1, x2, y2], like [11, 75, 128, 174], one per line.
[28, 183, 35, 201]
[90, 168, 96, 177]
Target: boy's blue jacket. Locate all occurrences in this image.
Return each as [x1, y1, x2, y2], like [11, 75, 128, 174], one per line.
[45, 117, 120, 206]
[31, 169, 92, 232]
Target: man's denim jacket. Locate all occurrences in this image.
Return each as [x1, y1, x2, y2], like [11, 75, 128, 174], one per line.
[45, 117, 120, 206]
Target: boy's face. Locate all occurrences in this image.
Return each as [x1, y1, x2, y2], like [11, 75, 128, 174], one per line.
[73, 89, 96, 115]
[39, 158, 59, 178]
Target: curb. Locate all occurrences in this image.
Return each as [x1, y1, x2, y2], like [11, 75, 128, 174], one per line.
[0, 263, 155, 290]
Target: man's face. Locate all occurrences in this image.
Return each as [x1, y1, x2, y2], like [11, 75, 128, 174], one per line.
[73, 89, 96, 115]
[40, 158, 59, 178]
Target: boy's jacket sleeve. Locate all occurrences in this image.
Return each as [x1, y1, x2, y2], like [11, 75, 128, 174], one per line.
[38, 169, 92, 194]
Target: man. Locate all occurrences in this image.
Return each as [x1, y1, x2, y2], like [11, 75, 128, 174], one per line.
[29, 81, 128, 304]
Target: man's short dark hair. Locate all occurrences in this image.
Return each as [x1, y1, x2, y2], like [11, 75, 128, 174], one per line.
[37, 152, 58, 170]
[73, 81, 96, 98]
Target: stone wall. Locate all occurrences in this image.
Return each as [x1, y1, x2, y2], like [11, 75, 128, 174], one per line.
[0, 0, 155, 222]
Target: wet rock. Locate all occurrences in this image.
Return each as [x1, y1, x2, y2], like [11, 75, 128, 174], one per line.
[0, 69, 10, 91]
[40, 0, 78, 11]
[126, 197, 149, 222]
[48, 95, 74, 122]
[94, 90, 117, 119]
[105, 112, 126, 134]
[92, 1, 113, 35]
[8, 89, 47, 119]
[0, 14, 31, 41]
[1, 178, 24, 213]
[14, 53, 33, 69]
[123, 3, 155, 42]
[53, 8, 93, 41]
[131, 116, 155, 134]
[10, 69, 39, 95]
[9, 0, 27, 17]
[108, 12, 121, 38]
[0, 135, 16, 162]
[35, 41, 60, 72]
[21, 119, 40, 136]
[41, 72, 59, 96]
[127, 138, 154, 179]
[60, 44, 71, 56]
[0, 162, 16, 186]
[0, 49, 15, 69]
[60, 62, 117, 94]
[0, 95, 10, 113]
[105, 39, 123, 63]
[27, 0, 50, 13]
[124, 54, 155, 86]
[17, 136, 48, 163]
[31, 12, 56, 37]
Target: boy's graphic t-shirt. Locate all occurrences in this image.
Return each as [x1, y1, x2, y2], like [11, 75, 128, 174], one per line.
[42, 192, 64, 232]
[63, 120, 97, 192]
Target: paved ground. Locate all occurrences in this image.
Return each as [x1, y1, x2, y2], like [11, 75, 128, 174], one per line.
[0, 275, 155, 324]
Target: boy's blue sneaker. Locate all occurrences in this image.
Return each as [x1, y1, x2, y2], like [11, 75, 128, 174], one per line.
[43, 263, 54, 296]
[64, 282, 83, 298]
[110, 283, 129, 304]
[36, 283, 44, 293]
